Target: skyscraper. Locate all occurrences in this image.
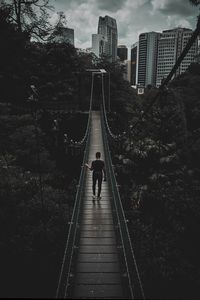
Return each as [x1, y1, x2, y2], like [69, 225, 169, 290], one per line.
[131, 42, 138, 85]
[123, 60, 132, 82]
[92, 34, 108, 58]
[98, 15, 118, 62]
[50, 26, 74, 46]
[50, 12, 74, 46]
[138, 32, 160, 87]
[117, 45, 128, 61]
[156, 28, 198, 86]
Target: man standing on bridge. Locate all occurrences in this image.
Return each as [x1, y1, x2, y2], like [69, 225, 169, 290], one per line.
[85, 152, 106, 200]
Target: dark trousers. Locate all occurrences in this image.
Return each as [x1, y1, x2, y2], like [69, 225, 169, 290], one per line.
[92, 171, 103, 197]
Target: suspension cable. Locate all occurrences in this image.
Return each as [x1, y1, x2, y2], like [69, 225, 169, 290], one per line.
[129, 14, 200, 137]
[56, 72, 94, 298]
[162, 14, 200, 87]
[101, 105, 145, 299]
[101, 14, 200, 142]
[69, 72, 94, 148]
[100, 71, 145, 298]
[101, 73, 126, 141]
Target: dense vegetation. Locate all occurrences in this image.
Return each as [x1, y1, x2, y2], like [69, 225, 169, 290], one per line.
[1, 2, 200, 299]
[0, 102, 89, 297]
[108, 63, 200, 299]
[0, 4, 135, 297]
[0, 6, 89, 297]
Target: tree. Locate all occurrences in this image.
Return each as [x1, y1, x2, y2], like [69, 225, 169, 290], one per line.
[0, 5, 29, 103]
[189, 0, 200, 5]
[49, 11, 70, 43]
[1, 0, 53, 40]
[56, 11, 68, 27]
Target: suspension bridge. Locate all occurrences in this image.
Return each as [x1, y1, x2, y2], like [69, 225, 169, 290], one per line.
[55, 17, 200, 298]
[56, 70, 145, 299]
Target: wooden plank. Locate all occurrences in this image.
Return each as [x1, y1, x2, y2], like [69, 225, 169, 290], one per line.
[82, 208, 112, 213]
[79, 245, 117, 254]
[81, 216, 113, 221]
[76, 272, 121, 284]
[78, 253, 118, 263]
[79, 237, 116, 246]
[76, 262, 120, 273]
[80, 231, 115, 238]
[81, 224, 115, 231]
[82, 204, 112, 208]
[81, 219, 114, 225]
[74, 284, 123, 298]
[71, 112, 124, 298]
[81, 211, 112, 217]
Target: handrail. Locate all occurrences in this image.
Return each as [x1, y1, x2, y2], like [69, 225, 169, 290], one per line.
[101, 108, 145, 300]
[56, 119, 91, 298]
[101, 73, 126, 141]
[69, 71, 94, 148]
[55, 74, 94, 298]
[101, 73, 145, 298]
[56, 70, 145, 298]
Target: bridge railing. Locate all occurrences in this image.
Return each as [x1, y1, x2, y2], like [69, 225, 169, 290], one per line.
[101, 73, 126, 142]
[56, 113, 91, 299]
[101, 109, 145, 300]
[56, 67, 96, 298]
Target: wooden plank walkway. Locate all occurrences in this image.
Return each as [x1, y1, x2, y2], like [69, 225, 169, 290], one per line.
[72, 111, 124, 299]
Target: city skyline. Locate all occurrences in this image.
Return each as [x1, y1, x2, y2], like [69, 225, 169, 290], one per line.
[49, 0, 198, 50]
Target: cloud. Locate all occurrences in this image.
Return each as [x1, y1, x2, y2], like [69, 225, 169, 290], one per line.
[96, 0, 127, 12]
[49, 0, 197, 51]
[151, 0, 196, 16]
[166, 15, 191, 28]
[56, 1, 99, 48]
[53, 0, 88, 8]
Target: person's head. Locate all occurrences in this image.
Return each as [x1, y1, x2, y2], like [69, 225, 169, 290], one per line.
[96, 152, 101, 159]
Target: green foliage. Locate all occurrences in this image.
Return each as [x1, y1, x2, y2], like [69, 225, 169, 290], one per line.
[1, 0, 53, 40]
[109, 64, 200, 298]
[3, 4, 200, 297]
[97, 58, 138, 114]
[0, 102, 87, 297]
[0, 5, 95, 107]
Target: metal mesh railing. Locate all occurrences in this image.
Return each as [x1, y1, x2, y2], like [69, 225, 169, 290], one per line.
[56, 118, 91, 298]
[55, 76, 94, 298]
[101, 73, 126, 141]
[101, 109, 145, 299]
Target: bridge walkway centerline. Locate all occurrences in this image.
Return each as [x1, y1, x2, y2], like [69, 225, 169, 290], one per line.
[71, 110, 125, 299]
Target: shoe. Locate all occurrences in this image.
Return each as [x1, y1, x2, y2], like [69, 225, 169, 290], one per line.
[97, 196, 101, 201]
[92, 195, 96, 200]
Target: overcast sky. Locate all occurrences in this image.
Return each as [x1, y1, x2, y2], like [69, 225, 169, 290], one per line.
[49, 0, 198, 51]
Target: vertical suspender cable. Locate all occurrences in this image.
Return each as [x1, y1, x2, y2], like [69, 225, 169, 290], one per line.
[89, 73, 94, 112]
[101, 72, 145, 299]
[101, 73, 120, 140]
[56, 72, 94, 298]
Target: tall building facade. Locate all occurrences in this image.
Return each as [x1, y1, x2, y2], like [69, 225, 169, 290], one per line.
[156, 28, 198, 86]
[117, 45, 128, 61]
[92, 34, 108, 58]
[123, 60, 131, 82]
[138, 32, 160, 87]
[131, 42, 138, 85]
[50, 26, 74, 45]
[98, 15, 118, 62]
